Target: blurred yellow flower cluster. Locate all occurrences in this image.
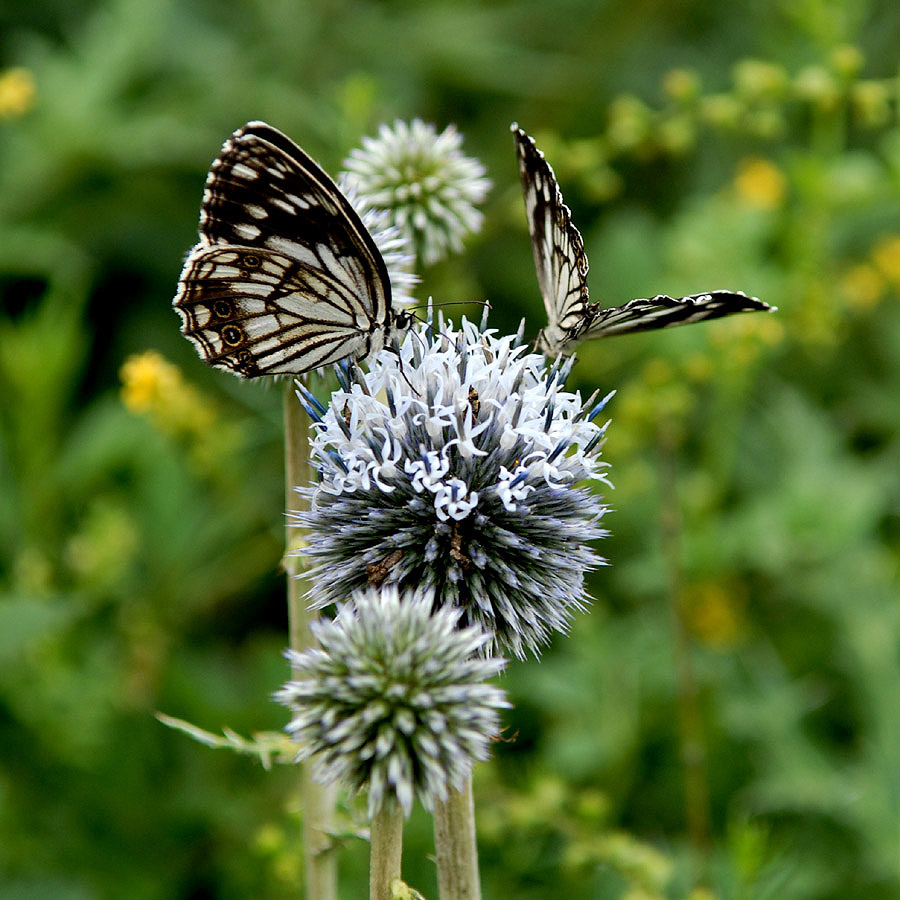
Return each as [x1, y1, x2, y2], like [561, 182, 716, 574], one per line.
[119, 350, 234, 470]
[121, 350, 182, 414]
[733, 157, 787, 210]
[684, 581, 746, 648]
[560, 46, 893, 207]
[608, 311, 782, 464]
[842, 234, 900, 310]
[0, 67, 36, 119]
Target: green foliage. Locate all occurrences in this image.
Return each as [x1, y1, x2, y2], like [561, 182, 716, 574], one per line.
[2, 0, 900, 898]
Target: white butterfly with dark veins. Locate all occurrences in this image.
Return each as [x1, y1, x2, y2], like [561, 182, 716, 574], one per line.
[512, 125, 774, 357]
[173, 121, 413, 377]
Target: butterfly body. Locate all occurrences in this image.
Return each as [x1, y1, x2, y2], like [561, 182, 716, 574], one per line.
[174, 122, 412, 377]
[512, 125, 774, 357]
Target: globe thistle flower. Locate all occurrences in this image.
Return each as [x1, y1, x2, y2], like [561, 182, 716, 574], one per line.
[275, 584, 509, 819]
[294, 311, 612, 659]
[342, 119, 491, 266]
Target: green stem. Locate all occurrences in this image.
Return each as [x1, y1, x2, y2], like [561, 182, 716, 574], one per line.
[283, 380, 337, 900]
[433, 776, 481, 900]
[369, 804, 404, 900]
[657, 421, 711, 864]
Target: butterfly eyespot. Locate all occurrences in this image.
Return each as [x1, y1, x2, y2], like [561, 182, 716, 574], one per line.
[234, 350, 258, 375]
[212, 299, 233, 318]
[221, 324, 245, 346]
[241, 253, 262, 269]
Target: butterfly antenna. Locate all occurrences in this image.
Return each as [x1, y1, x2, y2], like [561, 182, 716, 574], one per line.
[410, 299, 492, 325]
[387, 338, 418, 392]
[403, 325, 429, 361]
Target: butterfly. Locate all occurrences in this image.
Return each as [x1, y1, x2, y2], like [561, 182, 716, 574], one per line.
[512, 125, 774, 357]
[173, 121, 413, 377]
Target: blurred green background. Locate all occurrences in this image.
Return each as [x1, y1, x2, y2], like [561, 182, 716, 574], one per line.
[2, 0, 900, 898]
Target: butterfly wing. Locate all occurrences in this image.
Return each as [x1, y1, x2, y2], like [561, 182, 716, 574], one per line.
[176, 245, 382, 377]
[583, 290, 774, 338]
[514, 125, 774, 355]
[173, 121, 396, 376]
[513, 125, 594, 356]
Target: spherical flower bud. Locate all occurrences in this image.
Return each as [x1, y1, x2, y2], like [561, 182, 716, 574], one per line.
[275, 585, 509, 819]
[342, 119, 491, 266]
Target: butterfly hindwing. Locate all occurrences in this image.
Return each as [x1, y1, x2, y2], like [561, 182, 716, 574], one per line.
[174, 121, 402, 377]
[176, 245, 378, 377]
[513, 124, 774, 356]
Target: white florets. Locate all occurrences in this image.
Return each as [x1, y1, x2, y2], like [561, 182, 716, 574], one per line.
[342, 119, 491, 266]
[294, 312, 612, 658]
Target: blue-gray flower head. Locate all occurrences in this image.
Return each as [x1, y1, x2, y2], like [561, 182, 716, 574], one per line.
[275, 584, 509, 819]
[295, 313, 612, 659]
[342, 119, 491, 266]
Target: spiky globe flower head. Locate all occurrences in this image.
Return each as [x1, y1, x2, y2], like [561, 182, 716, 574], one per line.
[294, 311, 612, 659]
[275, 584, 509, 819]
[342, 119, 491, 266]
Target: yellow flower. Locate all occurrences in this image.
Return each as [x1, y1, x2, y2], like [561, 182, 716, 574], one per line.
[606, 94, 652, 153]
[120, 350, 182, 415]
[685, 581, 744, 648]
[662, 68, 701, 103]
[752, 312, 785, 346]
[870, 235, 900, 286]
[700, 94, 743, 129]
[829, 44, 864, 80]
[642, 357, 675, 388]
[658, 114, 696, 155]
[842, 263, 885, 309]
[732, 59, 789, 100]
[852, 80, 890, 128]
[734, 157, 787, 210]
[794, 65, 840, 112]
[120, 349, 216, 438]
[0, 68, 36, 119]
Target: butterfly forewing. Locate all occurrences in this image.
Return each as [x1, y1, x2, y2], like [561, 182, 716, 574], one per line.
[173, 121, 401, 377]
[583, 291, 774, 339]
[513, 126, 594, 355]
[513, 124, 774, 356]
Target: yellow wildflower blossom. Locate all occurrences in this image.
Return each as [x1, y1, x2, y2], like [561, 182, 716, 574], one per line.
[120, 350, 182, 415]
[0, 68, 36, 118]
[842, 263, 885, 309]
[734, 157, 787, 210]
[871, 235, 900, 287]
[120, 350, 216, 438]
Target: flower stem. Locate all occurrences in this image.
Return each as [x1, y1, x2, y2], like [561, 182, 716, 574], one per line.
[283, 379, 338, 900]
[433, 776, 481, 900]
[369, 804, 404, 900]
[657, 420, 711, 865]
